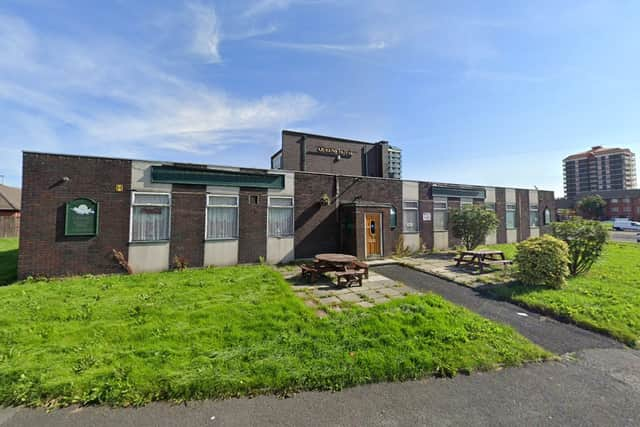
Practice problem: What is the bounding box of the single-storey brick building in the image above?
[18,131,556,279]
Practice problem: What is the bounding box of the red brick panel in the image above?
[169,184,206,268]
[238,188,267,263]
[18,153,131,279]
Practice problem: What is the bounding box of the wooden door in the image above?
[365,213,382,257]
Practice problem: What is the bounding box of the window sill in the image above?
[129,240,170,245]
[205,238,239,242]
[269,235,295,239]
[401,231,420,234]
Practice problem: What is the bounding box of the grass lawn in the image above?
[0,265,549,407]
[487,242,640,347]
[0,238,18,285]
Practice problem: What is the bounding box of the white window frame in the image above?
[205,194,239,240]
[129,191,172,243]
[433,196,448,231]
[460,198,473,207]
[268,196,295,238]
[402,201,419,233]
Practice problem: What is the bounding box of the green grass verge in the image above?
[487,242,640,347]
[0,265,549,407]
[0,238,18,285]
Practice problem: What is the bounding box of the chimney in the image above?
[591,146,603,151]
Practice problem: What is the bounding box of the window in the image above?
[611,207,619,213]
[611,198,618,203]
[460,198,473,208]
[206,195,238,239]
[485,202,496,211]
[403,201,419,233]
[390,206,398,229]
[131,192,171,242]
[529,204,539,227]
[268,197,294,237]
[544,208,551,225]
[623,206,631,213]
[623,198,631,203]
[434,197,448,231]
[506,203,517,229]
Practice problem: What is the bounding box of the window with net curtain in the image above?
[403,201,419,232]
[433,197,448,230]
[131,193,171,241]
[269,197,294,237]
[207,195,238,239]
[529,204,539,227]
[506,204,517,229]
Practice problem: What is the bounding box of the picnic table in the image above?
[454,250,512,273]
[300,253,368,287]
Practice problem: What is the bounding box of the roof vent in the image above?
[591,145,603,150]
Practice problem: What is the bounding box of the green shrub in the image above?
[515,235,570,288]
[551,218,608,276]
[450,206,499,250]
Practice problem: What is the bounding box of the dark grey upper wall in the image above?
[280,131,388,178]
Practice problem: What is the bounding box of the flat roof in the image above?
[282,129,387,147]
[22,150,554,194]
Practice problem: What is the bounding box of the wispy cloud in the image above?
[187,2,222,63]
[259,40,387,54]
[243,0,295,17]
[0,9,319,158]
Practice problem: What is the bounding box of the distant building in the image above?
[563,146,637,199]
[0,184,21,238]
[558,188,640,221]
[387,145,402,179]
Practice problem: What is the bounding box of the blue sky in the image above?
[1,0,639,195]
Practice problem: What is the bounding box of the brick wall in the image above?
[238,188,268,263]
[170,184,206,268]
[517,189,530,241]
[18,153,131,279]
[495,188,507,243]
[294,173,339,258]
[281,132,385,177]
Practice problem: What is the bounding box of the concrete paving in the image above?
[285,269,418,314]
[2,348,639,427]
[373,264,623,354]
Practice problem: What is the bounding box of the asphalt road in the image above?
[610,230,639,243]
[2,348,639,427]
[372,264,622,354]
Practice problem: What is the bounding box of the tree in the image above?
[450,206,499,250]
[551,218,608,276]
[577,195,606,219]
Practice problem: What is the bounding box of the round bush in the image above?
[515,235,570,289]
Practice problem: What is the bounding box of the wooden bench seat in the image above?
[335,269,365,287]
[300,264,320,282]
[348,260,369,279]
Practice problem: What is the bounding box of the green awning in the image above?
[151,166,285,189]
[432,185,485,199]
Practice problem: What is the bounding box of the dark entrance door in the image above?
[365,213,382,257]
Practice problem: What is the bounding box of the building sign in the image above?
[315,146,354,158]
[65,198,99,236]
[423,212,431,221]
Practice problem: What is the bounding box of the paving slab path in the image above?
[372,264,622,354]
